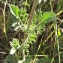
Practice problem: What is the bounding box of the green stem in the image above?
[50,0,60,63]
[54,20,60,63]
[50,0,53,12]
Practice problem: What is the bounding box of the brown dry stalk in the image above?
[27,0,38,31]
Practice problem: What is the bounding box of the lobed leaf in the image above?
[42,12,55,23]
[9,4,19,18]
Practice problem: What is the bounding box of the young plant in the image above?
[6,3,56,63]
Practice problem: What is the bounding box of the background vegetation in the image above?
[0,0,63,63]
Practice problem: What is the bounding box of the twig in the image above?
[26,0,38,31]
[3,0,8,41]
[0,52,8,54]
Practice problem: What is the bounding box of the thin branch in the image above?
[26,0,38,31]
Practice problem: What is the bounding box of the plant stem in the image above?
[50,0,53,12]
[27,0,38,31]
[50,0,60,63]
[3,0,8,40]
[54,19,60,63]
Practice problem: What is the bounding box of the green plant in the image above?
[0,0,63,63]
[3,2,56,62]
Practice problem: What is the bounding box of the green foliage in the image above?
[8,2,56,62]
[9,4,28,31]
[0,0,63,63]
[32,9,55,34]
[37,57,51,63]
[42,12,55,23]
[5,55,18,63]
[19,8,28,23]
[24,56,32,63]
[9,4,20,18]
[10,38,20,49]
[9,4,28,22]
[57,0,63,11]
[10,38,20,55]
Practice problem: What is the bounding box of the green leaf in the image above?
[9,4,19,18]
[38,9,43,21]
[10,38,20,49]
[30,34,37,39]
[19,8,28,23]
[5,55,18,63]
[42,12,55,23]
[23,44,29,49]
